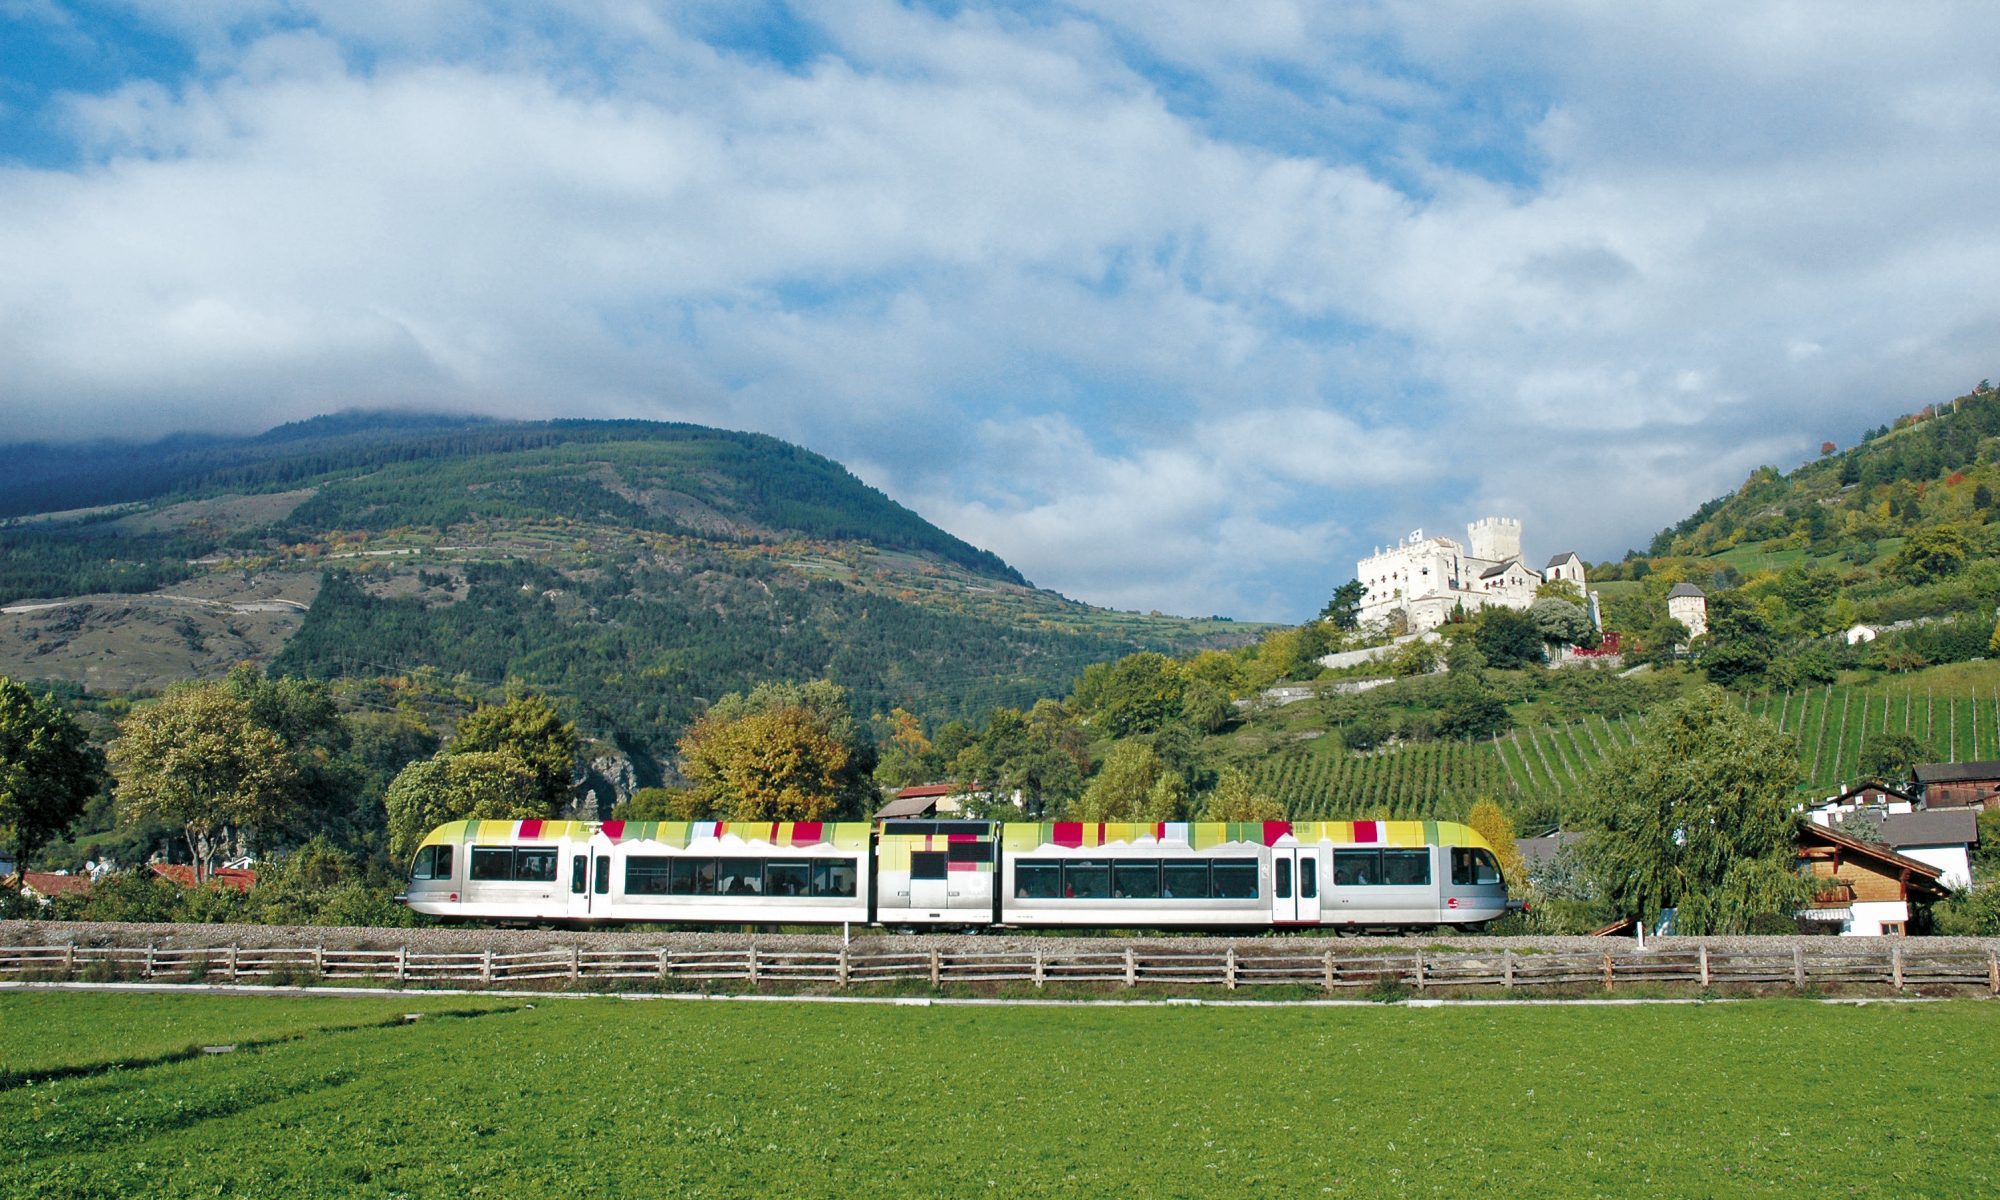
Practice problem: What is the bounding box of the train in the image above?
[404,816,1510,931]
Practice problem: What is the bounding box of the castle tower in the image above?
[1466,517,1522,564]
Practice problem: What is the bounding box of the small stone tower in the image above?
[1466,516,1522,564]
[1667,582,1708,640]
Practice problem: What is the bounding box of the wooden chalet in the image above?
[1912,761,2000,810]
[1796,824,1949,936]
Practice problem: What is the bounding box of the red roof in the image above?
[16,871,93,898]
[150,864,258,893]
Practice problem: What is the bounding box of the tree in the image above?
[1465,799,1526,894]
[1320,579,1366,630]
[112,683,302,881]
[1534,578,1583,603]
[0,678,106,888]
[1203,768,1284,822]
[1578,689,1811,933]
[1528,597,1591,650]
[1389,638,1442,677]
[1856,731,1930,785]
[678,681,874,821]
[1472,606,1545,669]
[384,750,545,861]
[1889,524,1969,584]
[449,694,579,810]
[1072,740,1186,821]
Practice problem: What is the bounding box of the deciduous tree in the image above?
[113,683,302,880]
[677,680,873,821]
[384,750,545,861]
[1579,689,1811,934]
[0,678,106,888]
[448,694,578,810]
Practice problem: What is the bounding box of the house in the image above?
[1516,831,1584,877]
[1844,623,1879,646]
[10,871,93,902]
[1544,551,1588,588]
[149,864,257,893]
[1795,823,1950,936]
[1912,761,2000,810]
[874,783,975,821]
[1800,780,1918,824]
[1877,810,1979,889]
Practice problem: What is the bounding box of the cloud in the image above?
[2,2,1998,621]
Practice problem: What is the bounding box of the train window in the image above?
[1452,848,1502,887]
[433,845,452,879]
[1113,861,1160,899]
[626,857,675,896]
[1334,850,1379,886]
[812,859,858,898]
[1300,857,1318,899]
[766,861,810,897]
[1275,857,1292,900]
[570,855,587,894]
[1063,861,1110,899]
[670,857,715,895]
[1162,862,1209,899]
[717,860,763,895]
[1382,849,1430,887]
[411,846,441,881]
[515,849,558,883]
[947,840,988,865]
[910,852,949,881]
[470,848,515,882]
[594,855,610,896]
[1211,859,1258,899]
[1014,861,1061,898]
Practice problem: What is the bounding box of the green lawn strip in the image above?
[1,997,1995,1198]
[0,992,517,1084]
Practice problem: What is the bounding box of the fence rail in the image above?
[3,940,1998,995]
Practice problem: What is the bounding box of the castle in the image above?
[1354,517,1592,634]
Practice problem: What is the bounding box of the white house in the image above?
[1666,582,1708,640]
[1877,810,1979,890]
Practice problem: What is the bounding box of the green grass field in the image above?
[3,992,1996,1197]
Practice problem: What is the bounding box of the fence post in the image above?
[1502,949,1514,990]
[1414,951,1426,991]
[144,943,156,979]
[65,942,76,977]
[1124,947,1136,988]
[312,945,324,978]
[1989,950,1998,996]
[747,944,759,986]
[1792,944,1806,991]
[1892,943,1904,992]
[227,944,239,982]
[1033,948,1045,989]
[837,945,849,989]
[1324,950,1336,993]
[396,946,407,984]
[1699,944,1710,988]
[1602,951,1614,992]
[482,948,495,986]
[929,948,941,988]
[656,947,668,984]
[1225,947,1237,991]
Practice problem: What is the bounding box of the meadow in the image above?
[3,991,1995,1197]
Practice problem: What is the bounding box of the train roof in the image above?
[419,817,1492,853]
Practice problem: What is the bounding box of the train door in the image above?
[1271,846,1321,925]
[908,850,949,915]
[567,840,611,919]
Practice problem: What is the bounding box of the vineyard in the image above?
[1251,675,2000,820]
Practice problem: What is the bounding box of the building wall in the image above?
[1898,845,1971,889]
[1667,594,1708,639]
[1845,900,1911,936]
[1924,780,2000,809]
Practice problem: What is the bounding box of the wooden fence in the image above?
[2,941,1998,995]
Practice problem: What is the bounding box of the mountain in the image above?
[0,413,1258,754]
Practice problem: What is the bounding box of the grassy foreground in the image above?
[2,993,1996,1198]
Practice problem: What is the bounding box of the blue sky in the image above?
[4,2,1998,621]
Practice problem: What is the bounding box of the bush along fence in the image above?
[3,941,2000,995]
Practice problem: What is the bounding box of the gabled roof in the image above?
[1797,823,1949,901]
[1820,779,1919,806]
[1478,559,1521,579]
[1667,582,1705,599]
[1544,551,1582,568]
[1878,809,1979,849]
[873,794,946,819]
[894,783,969,799]
[1913,761,2000,784]
[12,871,91,898]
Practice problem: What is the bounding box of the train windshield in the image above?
[1451,848,1504,887]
